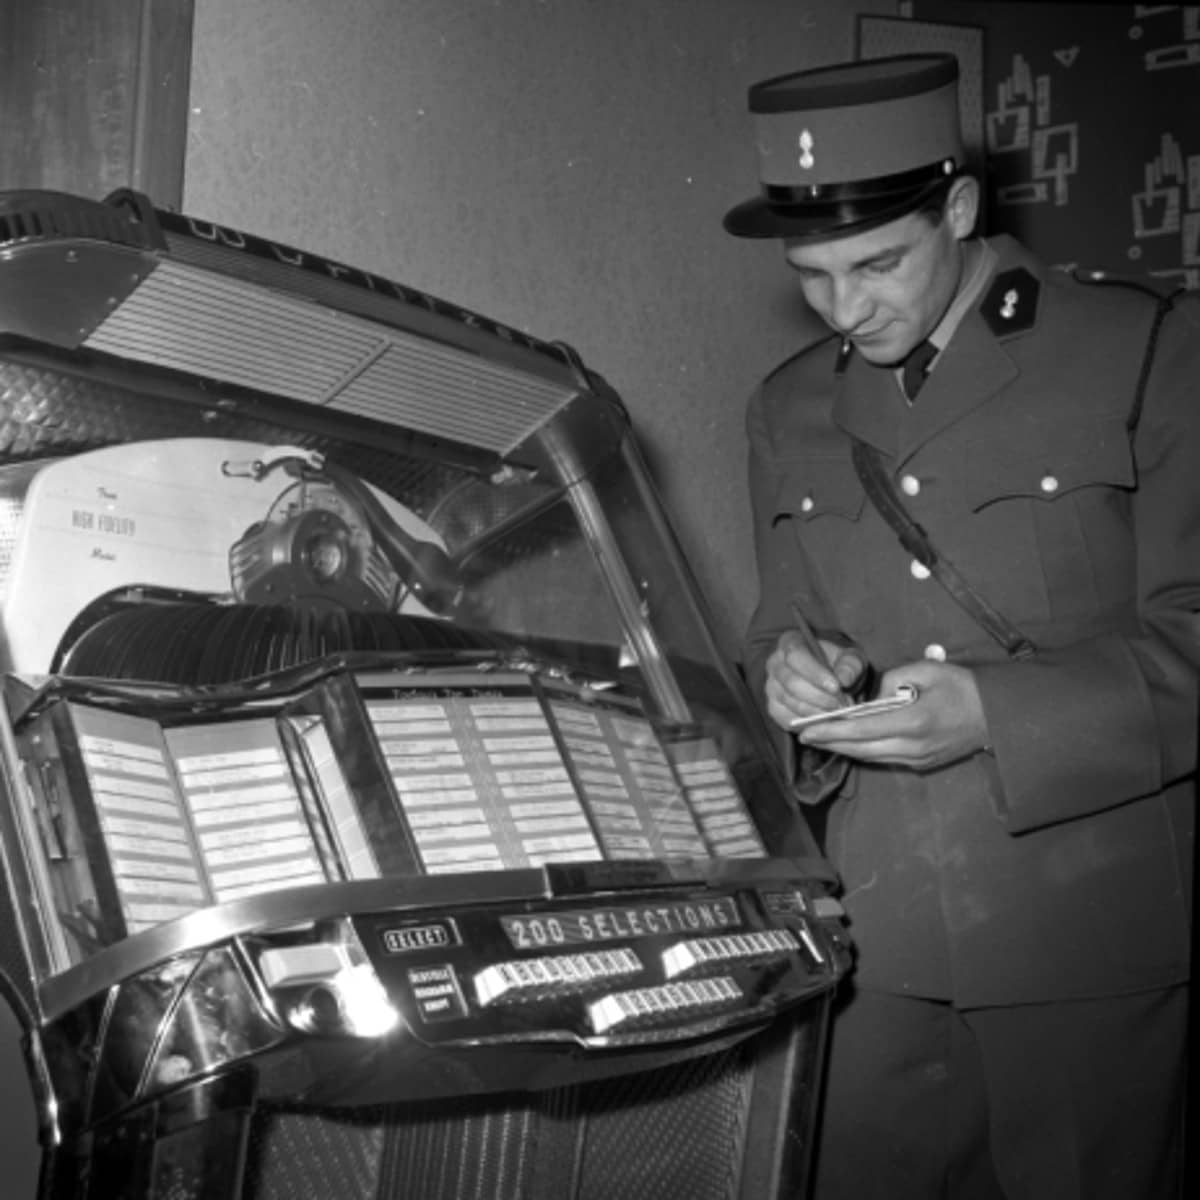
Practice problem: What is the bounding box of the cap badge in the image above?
[798,130,815,170]
[1000,289,1019,320]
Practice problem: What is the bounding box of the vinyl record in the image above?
[238,603,279,680]
[195,604,257,686]
[155,605,223,684]
[249,604,284,678]
[310,605,341,660]
[78,607,138,680]
[344,611,381,653]
[61,603,198,683]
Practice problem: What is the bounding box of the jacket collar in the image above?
[832,312,1018,461]
[891,313,1018,463]
[833,236,1039,464]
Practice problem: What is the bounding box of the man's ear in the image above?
[946,175,980,239]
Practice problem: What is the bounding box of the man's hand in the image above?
[795,659,991,771]
[764,629,867,729]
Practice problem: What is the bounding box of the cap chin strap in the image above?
[762,157,957,205]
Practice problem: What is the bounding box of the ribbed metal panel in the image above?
[82,261,578,454]
[83,264,381,403]
[334,339,570,451]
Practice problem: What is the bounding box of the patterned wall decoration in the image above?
[886,3,1200,288]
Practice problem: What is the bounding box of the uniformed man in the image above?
[724,53,1197,1198]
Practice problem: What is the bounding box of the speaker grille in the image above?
[244,1041,760,1200]
[83,261,578,455]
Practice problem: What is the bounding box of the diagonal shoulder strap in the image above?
[850,286,1178,661]
[850,438,1037,660]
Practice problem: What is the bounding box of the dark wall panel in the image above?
[912,1,1200,287]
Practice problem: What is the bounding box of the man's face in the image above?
[782,183,975,366]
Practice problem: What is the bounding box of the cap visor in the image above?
[722,178,951,240]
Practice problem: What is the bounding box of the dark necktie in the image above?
[901,339,938,401]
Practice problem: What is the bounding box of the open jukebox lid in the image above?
[0,190,848,1182]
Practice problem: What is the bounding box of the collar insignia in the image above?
[981,267,1039,336]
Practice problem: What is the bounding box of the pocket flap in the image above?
[772,457,866,523]
[966,417,1134,510]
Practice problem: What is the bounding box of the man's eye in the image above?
[866,258,901,275]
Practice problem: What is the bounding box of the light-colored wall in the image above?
[185,0,896,657]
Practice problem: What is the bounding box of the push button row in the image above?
[474,948,642,1006]
[661,929,799,979]
[588,975,742,1034]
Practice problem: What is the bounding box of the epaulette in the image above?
[980,267,1039,336]
[1071,265,1184,305]
[1062,268,1185,436]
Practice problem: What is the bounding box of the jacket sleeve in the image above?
[743,386,853,805]
[973,296,1200,834]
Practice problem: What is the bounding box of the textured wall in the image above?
[185,0,891,656]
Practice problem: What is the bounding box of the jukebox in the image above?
[0,188,850,1200]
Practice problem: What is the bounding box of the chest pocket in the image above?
[772,456,867,524]
[771,456,874,629]
[965,416,1133,510]
[964,416,1137,621]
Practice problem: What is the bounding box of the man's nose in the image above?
[829,276,870,333]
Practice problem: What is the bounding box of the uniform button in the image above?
[910,560,931,580]
[924,643,947,662]
[800,495,815,513]
[1040,474,1059,494]
[900,474,921,496]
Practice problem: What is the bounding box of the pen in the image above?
[789,602,846,702]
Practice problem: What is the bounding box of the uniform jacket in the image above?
[744,235,1199,1006]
